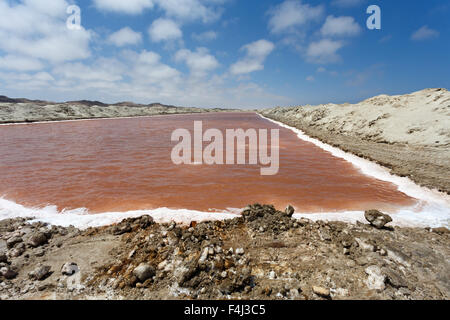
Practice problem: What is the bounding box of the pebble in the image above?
[28,265,52,281]
[285,205,295,217]
[133,263,155,283]
[61,262,79,276]
[312,286,330,298]
[6,236,23,249]
[198,247,209,264]
[27,232,48,248]
[289,288,300,298]
[9,244,25,258]
[364,210,393,229]
[365,265,386,291]
[0,266,18,280]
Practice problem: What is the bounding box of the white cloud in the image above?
[148,18,182,42]
[175,48,219,76]
[230,40,275,75]
[131,50,181,84]
[53,59,124,82]
[0,70,54,91]
[0,0,91,63]
[93,0,228,23]
[306,75,314,81]
[0,55,44,71]
[411,26,440,41]
[154,0,226,23]
[192,31,218,41]
[93,0,154,14]
[0,71,53,82]
[268,0,324,34]
[0,31,92,63]
[332,0,365,7]
[306,39,344,64]
[321,16,362,37]
[108,27,142,47]
[22,0,70,17]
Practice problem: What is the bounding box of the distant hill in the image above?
[0,95,241,124]
[0,95,49,104]
[0,95,175,108]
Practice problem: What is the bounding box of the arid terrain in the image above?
[0,96,238,124]
[1,205,449,300]
[0,89,449,300]
[260,88,450,194]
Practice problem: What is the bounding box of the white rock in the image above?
[133,263,155,282]
[198,247,209,264]
[355,238,375,252]
[61,262,79,276]
[365,265,386,291]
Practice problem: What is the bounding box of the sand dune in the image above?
[262,88,449,147]
[261,88,450,193]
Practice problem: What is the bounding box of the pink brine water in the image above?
[0,113,415,214]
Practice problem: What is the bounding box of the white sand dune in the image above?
[262,88,450,146]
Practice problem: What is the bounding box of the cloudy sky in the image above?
[0,0,448,108]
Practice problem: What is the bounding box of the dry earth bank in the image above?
[260,88,450,194]
[1,205,449,300]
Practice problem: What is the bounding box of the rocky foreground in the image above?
[1,204,449,300]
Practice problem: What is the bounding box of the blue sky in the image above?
[0,0,448,108]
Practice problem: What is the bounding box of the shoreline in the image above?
[1,196,449,230]
[0,110,245,126]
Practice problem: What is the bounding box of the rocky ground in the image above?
[1,205,449,300]
[260,88,450,194]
